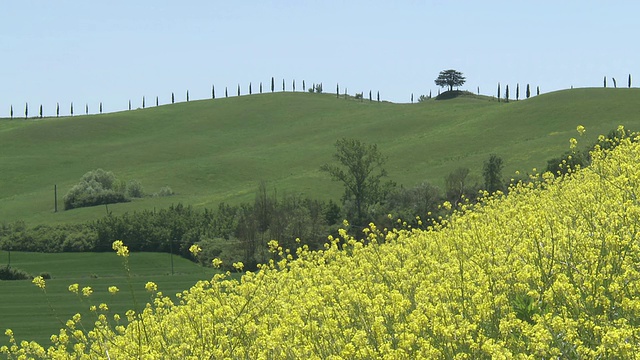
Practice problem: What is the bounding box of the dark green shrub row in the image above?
[0,265,32,280]
[0,221,97,252]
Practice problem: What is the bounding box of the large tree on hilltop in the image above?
[434,69,466,92]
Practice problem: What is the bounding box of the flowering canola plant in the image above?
[4,127,640,359]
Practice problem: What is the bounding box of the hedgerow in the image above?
[4,126,640,358]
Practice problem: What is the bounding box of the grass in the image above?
[0,251,219,345]
[2,88,640,225]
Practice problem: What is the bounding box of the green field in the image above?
[0,251,218,345]
[2,88,640,225]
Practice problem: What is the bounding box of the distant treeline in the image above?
[2,77,388,119]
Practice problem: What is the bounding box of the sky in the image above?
[1,0,639,116]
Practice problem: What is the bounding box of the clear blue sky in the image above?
[1,0,638,115]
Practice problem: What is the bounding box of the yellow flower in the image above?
[211,258,223,268]
[108,286,119,295]
[32,276,46,289]
[189,244,202,257]
[577,125,586,136]
[112,240,129,257]
[81,286,93,297]
[99,303,109,311]
[232,262,244,271]
[569,137,578,150]
[68,283,79,294]
[145,281,158,292]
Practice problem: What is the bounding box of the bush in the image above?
[0,222,96,253]
[155,186,174,197]
[355,92,363,99]
[0,265,32,280]
[63,169,140,210]
[126,179,145,198]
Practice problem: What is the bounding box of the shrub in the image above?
[0,265,32,280]
[63,169,138,210]
[354,92,363,99]
[126,179,145,198]
[155,186,174,197]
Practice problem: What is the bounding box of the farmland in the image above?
[0,251,218,345]
[2,88,640,225]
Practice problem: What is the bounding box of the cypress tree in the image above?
[537,86,540,96]
[411,93,414,103]
[57,103,60,117]
[237,84,240,96]
[302,80,306,91]
[505,84,509,102]
[497,83,501,102]
[187,90,190,101]
[345,87,347,99]
[142,96,145,108]
[212,85,215,99]
[39,104,43,118]
[629,74,632,88]
[100,102,103,113]
[477,86,480,95]
[24,103,28,119]
[516,83,520,100]
[526,84,530,99]
[225,87,228,97]
[155,96,158,107]
[128,100,131,110]
[604,76,607,88]
[377,91,380,102]
[10,105,13,118]
[293,80,296,91]
[613,78,617,88]
[369,90,372,101]
[337,83,339,98]
[85,103,88,114]
[260,82,263,94]
[249,83,252,95]
[429,90,432,99]
[171,92,175,104]
[282,79,285,91]
[71,102,74,116]
[271,77,274,92]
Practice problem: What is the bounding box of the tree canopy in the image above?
[434,69,466,92]
[320,138,387,226]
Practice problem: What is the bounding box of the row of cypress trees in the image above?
[5,77,353,118]
[603,74,632,88]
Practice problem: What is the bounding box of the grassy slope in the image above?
[0,251,218,345]
[1,88,640,225]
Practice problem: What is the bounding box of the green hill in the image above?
[2,88,640,225]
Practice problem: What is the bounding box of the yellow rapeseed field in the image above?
[3,126,640,359]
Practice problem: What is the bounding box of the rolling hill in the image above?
[2,88,640,225]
